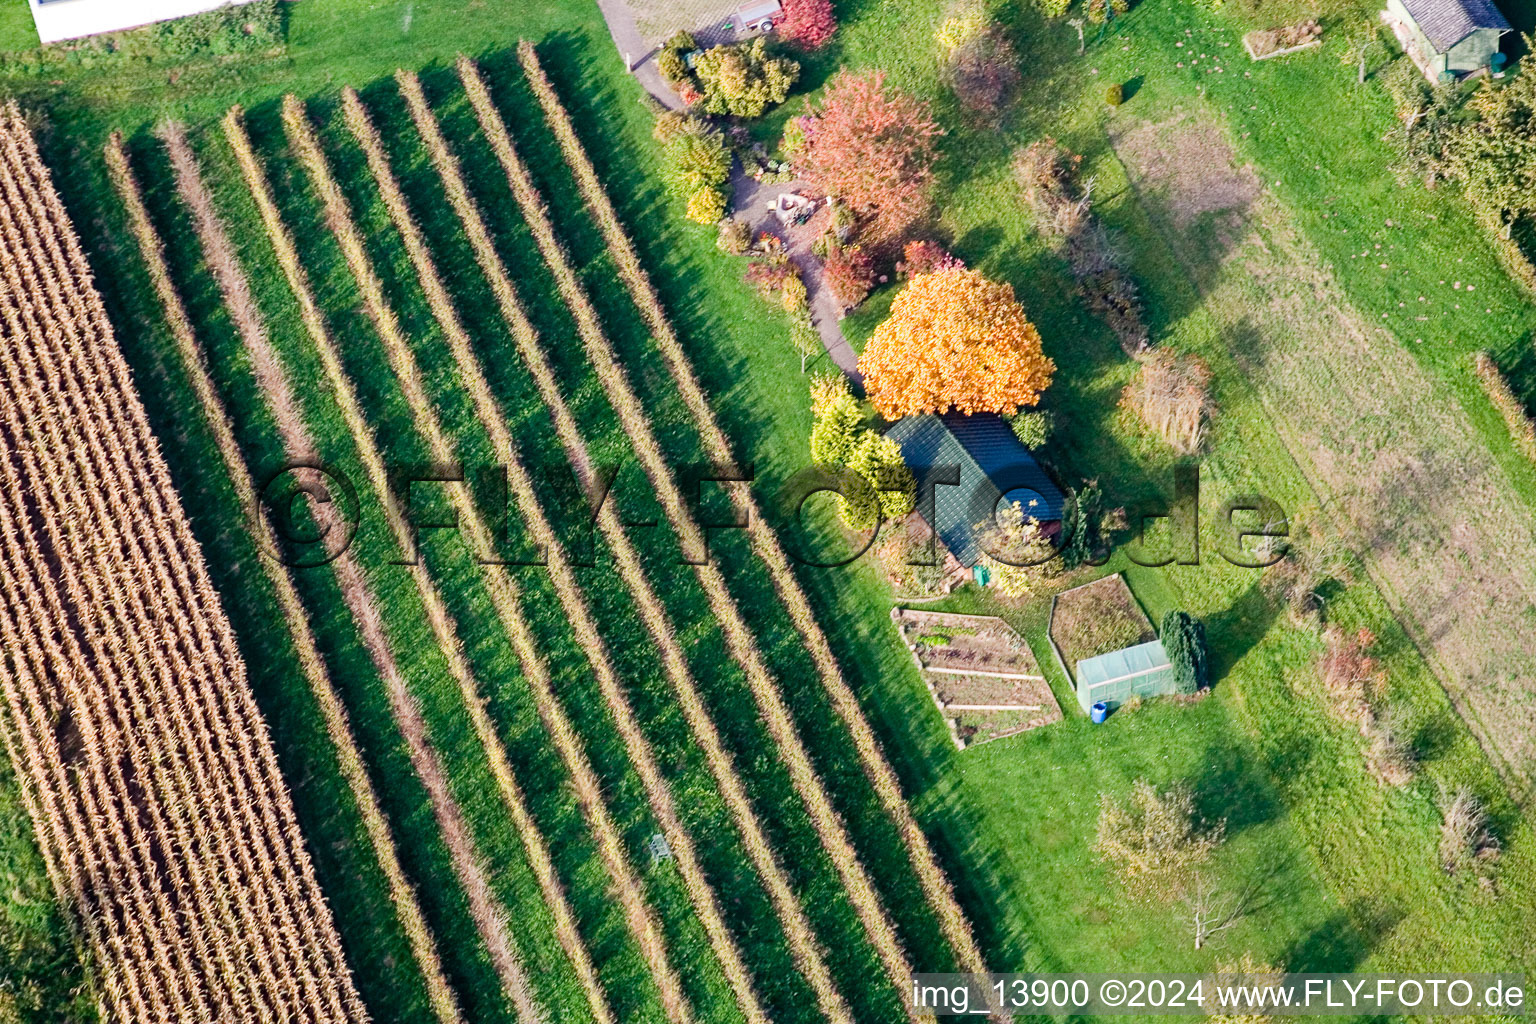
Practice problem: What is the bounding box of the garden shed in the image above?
[1383,0,1510,80]
[1074,639,1175,713]
[886,412,1065,573]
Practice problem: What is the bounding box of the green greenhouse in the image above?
[1074,640,1174,713]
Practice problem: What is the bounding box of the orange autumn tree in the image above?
[859,266,1054,418]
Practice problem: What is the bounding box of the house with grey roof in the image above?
[1383,0,1510,80]
[885,412,1065,581]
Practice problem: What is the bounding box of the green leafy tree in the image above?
[1340,19,1385,85]
[1450,69,1536,233]
[663,122,729,197]
[694,39,800,118]
[841,431,916,528]
[790,313,822,372]
[808,375,914,528]
[809,377,864,468]
[1161,610,1209,694]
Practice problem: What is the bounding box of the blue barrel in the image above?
[1090,702,1110,724]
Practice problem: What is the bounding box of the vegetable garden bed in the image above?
[892,608,1061,747]
[1047,574,1156,679]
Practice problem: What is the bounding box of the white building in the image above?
[28,0,238,45]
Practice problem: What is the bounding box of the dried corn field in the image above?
[0,102,366,1022]
[28,42,993,1024]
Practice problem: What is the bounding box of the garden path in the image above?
[729,165,864,387]
[591,0,862,385]
[593,0,685,107]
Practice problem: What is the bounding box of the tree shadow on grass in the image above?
[1187,739,1284,839]
[1203,577,1281,687]
[1281,897,1398,973]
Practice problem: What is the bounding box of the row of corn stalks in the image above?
[0,103,366,1023]
[400,64,858,1024]
[516,40,993,989]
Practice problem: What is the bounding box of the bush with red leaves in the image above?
[896,239,963,279]
[823,242,877,310]
[777,0,837,50]
[797,71,944,248]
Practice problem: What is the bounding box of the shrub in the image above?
[781,274,808,312]
[1121,351,1213,454]
[781,116,809,157]
[839,430,916,529]
[778,0,837,49]
[716,217,751,254]
[1209,955,1283,1024]
[657,48,689,84]
[1106,82,1125,106]
[746,259,796,295]
[1036,0,1072,17]
[1261,525,1354,628]
[876,522,947,595]
[1437,785,1499,878]
[665,29,697,51]
[1080,266,1148,354]
[897,239,962,278]
[1363,704,1416,786]
[694,39,800,118]
[1013,139,1088,237]
[1060,479,1102,569]
[1161,611,1209,695]
[809,375,864,468]
[823,242,877,309]
[974,501,1059,597]
[1096,781,1224,900]
[652,110,694,142]
[1318,627,1379,727]
[1448,66,1536,231]
[745,233,797,296]
[1006,407,1053,449]
[662,123,730,199]
[944,24,1023,120]
[935,4,987,52]
[686,186,727,224]
[807,375,914,529]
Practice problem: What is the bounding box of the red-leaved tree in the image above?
[797,71,944,247]
[778,0,837,49]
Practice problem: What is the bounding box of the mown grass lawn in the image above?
[817,0,1536,988]
[715,0,1536,987]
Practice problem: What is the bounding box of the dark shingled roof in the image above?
[1400,0,1510,52]
[886,412,1065,568]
